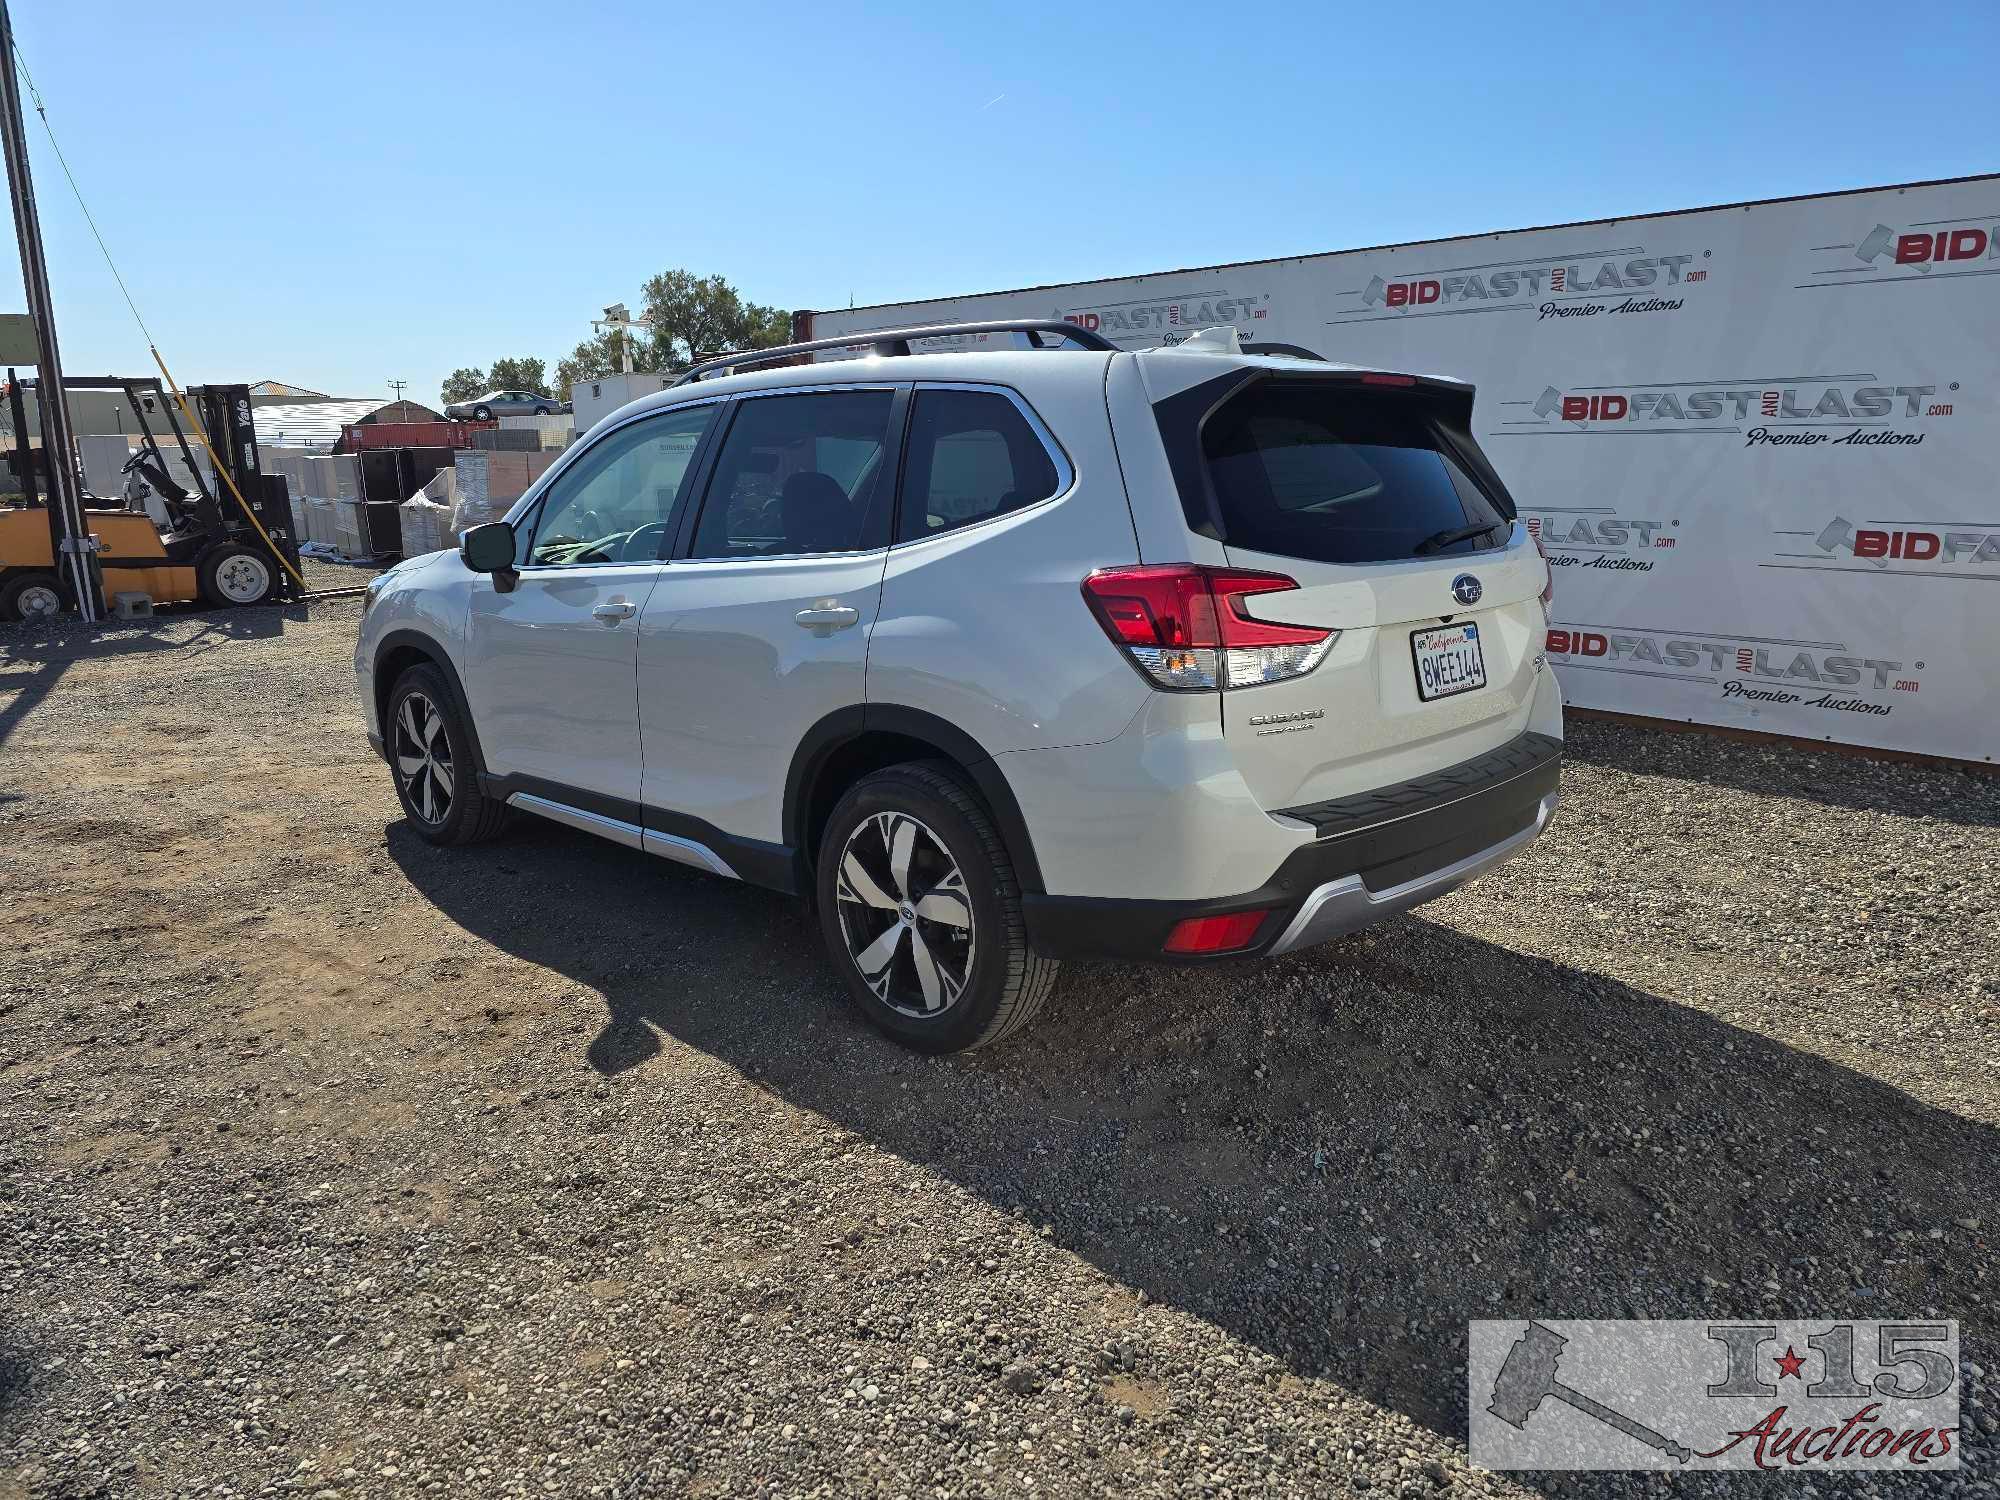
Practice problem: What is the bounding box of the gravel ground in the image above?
[0,600,1993,1499]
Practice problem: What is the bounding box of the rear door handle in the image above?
[592,600,637,622]
[794,605,860,635]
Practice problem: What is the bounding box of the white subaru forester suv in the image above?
[357,321,1561,1052]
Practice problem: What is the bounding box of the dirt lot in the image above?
[0,598,1994,1499]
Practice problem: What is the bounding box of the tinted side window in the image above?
[689,390,894,559]
[897,389,1061,543]
[526,403,716,566]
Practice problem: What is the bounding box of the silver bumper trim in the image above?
[505,792,738,879]
[1266,790,1558,957]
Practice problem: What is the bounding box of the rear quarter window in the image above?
[1202,386,1508,564]
[896,389,1062,543]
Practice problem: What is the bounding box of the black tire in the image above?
[385,664,508,845]
[472,404,492,421]
[534,404,556,416]
[815,761,1058,1053]
[196,543,275,608]
[0,571,62,622]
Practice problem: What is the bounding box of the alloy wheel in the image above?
[393,691,454,824]
[835,811,975,1017]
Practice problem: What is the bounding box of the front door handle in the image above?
[794,604,860,635]
[592,600,637,622]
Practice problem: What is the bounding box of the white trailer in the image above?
[799,176,1999,764]
[567,371,674,436]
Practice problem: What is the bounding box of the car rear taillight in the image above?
[1081,565,1336,691]
[1527,523,1554,607]
[1163,909,1270,954]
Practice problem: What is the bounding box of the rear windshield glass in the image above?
[1202,386,1508,564]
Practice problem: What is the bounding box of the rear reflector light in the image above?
[1081,565,1336,690]
[1360,372,1417,386]
[1164,909,1270,954]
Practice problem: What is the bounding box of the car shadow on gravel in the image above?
[389,818,1998,1446]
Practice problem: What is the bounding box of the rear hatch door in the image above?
[1169,371,1548,811]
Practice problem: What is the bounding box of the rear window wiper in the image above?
[1413,520,1504,555]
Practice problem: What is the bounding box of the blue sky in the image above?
[6,1,1995,406]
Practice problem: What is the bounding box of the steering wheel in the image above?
[120,450,149,475]
[620,520,671,561]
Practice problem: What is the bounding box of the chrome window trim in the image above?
[667,546,892,569]
[890,380,1077,550]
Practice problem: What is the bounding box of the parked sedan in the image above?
[444,390,563,421]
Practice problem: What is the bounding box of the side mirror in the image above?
[461,521,519,590]
[461,521,516,572]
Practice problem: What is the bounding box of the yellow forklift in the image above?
[0,374,302,619]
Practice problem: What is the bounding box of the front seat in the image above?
[779,471,856,554]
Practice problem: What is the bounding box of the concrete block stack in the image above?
[451,450,557,533]
[263,449,316,541]
[498,414,574,449]
[473,427,543,452]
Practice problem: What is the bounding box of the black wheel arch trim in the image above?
[784,704,1045,895]
[371,630,490,777]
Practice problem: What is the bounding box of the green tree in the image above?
[441,367,486,405]
[549,271,792,396]
[639,270,790,373]
[487,356,551,397]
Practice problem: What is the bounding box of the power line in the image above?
[10,42,153,347]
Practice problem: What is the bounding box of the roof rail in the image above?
[670,319,1118,387]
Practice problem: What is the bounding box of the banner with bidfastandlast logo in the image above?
[804,175,1998,765]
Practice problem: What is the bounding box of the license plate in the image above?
[1411,622,1487,701]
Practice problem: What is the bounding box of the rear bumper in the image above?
[1265,789,1556,954]
[1021,730,1560,962]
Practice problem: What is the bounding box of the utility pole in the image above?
[0,0,100,621]
[386,378,408,407]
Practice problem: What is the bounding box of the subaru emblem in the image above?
[1452,574,1483,606]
